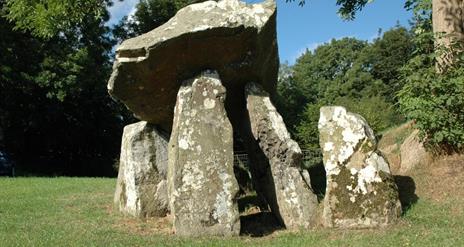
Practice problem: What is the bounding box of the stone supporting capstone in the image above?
[245,82,318,229]
[167,71,240,236]
[114,121,169,218]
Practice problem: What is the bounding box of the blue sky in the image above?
[108,0,412,64]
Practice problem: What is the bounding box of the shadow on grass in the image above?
[238,194,283,237]
[394,175,419,213]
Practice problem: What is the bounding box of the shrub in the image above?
[398,62,464,151]
[333,96,403,133]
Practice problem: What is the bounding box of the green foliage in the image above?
[3,0,111,39]
[0,0,128,176]
[397,0,464,151]
[295,103,324,168]
[293,38,370,103]
[286,0,370,20]
[399,58,464,150]
[333,96,403,133]
[276,28,413,167]
[364,27,414,99]
[274,63,307,136]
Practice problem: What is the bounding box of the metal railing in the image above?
[233,149,315,168]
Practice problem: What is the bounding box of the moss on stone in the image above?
[329,166,400,225]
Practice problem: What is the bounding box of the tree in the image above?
[292,37,372,103]
[1,0,128,176]
[357,27,414,100]
[398,0,464,151]
[286,0,369,19]
[4,0,113,39]
[432,0,464,72]
[1,0,209,175]
[275,31,411,168]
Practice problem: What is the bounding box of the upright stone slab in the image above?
[245,82,318,229]
[114,121,169,218]
[168,71,240,236]
[318,106,401,228]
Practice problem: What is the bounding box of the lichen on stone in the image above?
[319,106,401,228]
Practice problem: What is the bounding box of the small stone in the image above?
[318,106,401,228]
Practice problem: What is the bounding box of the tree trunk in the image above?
[432,0,464,72]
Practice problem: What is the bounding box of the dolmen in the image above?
[108,0,401,236]
[109,0,318,236]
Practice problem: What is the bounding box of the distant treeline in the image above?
[0,0,462,176]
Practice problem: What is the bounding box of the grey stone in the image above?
[114,121,169,218]
[167,71,240,236]
[318,106,401,228]
[245,82,318,229]
[108,0,278,130]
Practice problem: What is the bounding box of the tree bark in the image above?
[432,0,464,72]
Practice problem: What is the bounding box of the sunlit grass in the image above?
[0,177,462,246]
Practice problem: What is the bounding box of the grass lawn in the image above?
[1,160,463,247]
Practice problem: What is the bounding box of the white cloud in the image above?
[290,41,323,64]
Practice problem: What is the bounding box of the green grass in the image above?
[1,177,463,246]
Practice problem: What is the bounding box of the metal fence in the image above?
[233,149,315,168]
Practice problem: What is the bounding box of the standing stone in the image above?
[318,106,401,228]
[168,71,240,236]
[114,121,169,218]
[245,82,318,229]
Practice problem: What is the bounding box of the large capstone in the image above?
[245,82,318,229]
[318,106,401,228]
[114,121,169,218]
[108,0,278,130]
[167,71,240,236]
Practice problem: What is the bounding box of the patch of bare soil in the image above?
[114,214,174,236]
[411,154,464,202]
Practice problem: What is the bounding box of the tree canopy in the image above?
[275,27,414,167]
[286,0,370,19]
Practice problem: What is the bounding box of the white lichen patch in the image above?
[349,195,356,203]
[366,152,391,174]
[187,0,216,12]
[203,98,216,109]
[180,161,205,191]
[283,175,300,206]
[324,142,334,152]
[179,138,189,150]
[213,172,235,223]
[353,165,382,195]
[350,168,358,175]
